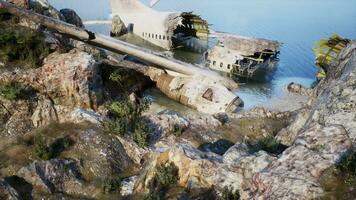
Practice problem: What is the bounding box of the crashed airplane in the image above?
[110,0,209,53]
[110,0,281,79]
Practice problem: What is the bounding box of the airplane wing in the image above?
[149,0,160,7]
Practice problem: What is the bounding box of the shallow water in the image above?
[49,0,356,110]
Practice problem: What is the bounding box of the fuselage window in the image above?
[220,62,223,68]
[159,35,161,39]
[149,33,151,38]
[155,34,158,39]
[163,35,165,40]
[213,61,216,66]
[167,36,170,40]
[142,32,144,37]
[227,64,231,69]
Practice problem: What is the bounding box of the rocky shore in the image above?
[0,1,355,199]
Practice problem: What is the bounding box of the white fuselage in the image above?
[110,0,179,49]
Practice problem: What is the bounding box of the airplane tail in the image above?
[110,0,151,14]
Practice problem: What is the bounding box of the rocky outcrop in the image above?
[247,42,356,199]
[5,0,28,8]
[60,8,84,28]
[250,124,352,199]
[39,50,103,109]
[67,128,134,178]
[17,159,94,196]
[134,143,275,195]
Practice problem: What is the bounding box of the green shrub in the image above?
[337,152,356,186]
[32,135,73,160]
[140,193,163,200]
[155,162,179,189]
[133,121,150,148]
[33,135,53,160]
[221,187,240,200]
[103,98,151,147]
[0,24,50,68]
[250,136,287,155]
[0,83,32,101]
[101,177,121,194]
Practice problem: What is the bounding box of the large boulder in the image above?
[249,124,352,199]
[134,143,275,195]
[38,50,103,109]
[65,128,135,178]
[17,159,95,197]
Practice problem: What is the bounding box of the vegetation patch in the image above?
[337,152,356,186]
[221,187,240,200]
[101,177,122,194]
[0,23,50,68]
[198,139,235,155]
[143,162,179,199]
[103,98,151,147]
[249,136,287,155]
[32,134,73,160]
[0,83,34,101]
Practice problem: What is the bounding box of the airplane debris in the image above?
[206,32,280,79]
[110,0,209,52]
[0,1,242,114]
[314,34,350,79]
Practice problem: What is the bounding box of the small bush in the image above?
[0,83,32,101]
[33,135,53,160]
[0,24,50,68]
[250,136,287,155]
[103,98,151,147]
[32,135,73,160]
[140,193,163,200]
[101,177,121,194]
[133,121,150,148]
[155,162,179,189]
[221,187,240,200]
[337,152,356,186]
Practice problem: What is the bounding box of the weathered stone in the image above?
[135,143,275,195]
[67,128,134,178]
[17,159,91,196]
[287,82,313,96]
[0,179,21,200]
[5,0,28,8]
[60,8,84,28]
[249,124,352,199]
[111,15,127,37]
[39,50,103,109]
[120,176,138,197]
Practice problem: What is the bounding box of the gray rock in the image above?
[17,159,86,195]
[69,128,134,177]
[111,15,127,37]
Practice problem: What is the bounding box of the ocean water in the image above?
[49,0,356,109]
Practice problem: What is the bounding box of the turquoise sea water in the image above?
[50,0,356,109]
